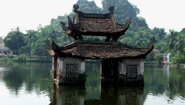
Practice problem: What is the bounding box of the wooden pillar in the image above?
[52,57,58,79]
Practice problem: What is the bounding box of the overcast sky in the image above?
[0,0,185,38]
[129,0,185,32]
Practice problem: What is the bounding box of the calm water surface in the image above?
[0,62,184,105]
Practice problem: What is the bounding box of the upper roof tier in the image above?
[61,4,131,41]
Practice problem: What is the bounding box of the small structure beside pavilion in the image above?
[47,4,154,85]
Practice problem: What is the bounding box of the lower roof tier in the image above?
[47,40,154,59]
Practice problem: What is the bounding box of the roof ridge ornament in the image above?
[147,36,155,48]
[109,6,114,14]
[126,18,131,25]
[73,4,79,12]
[150,36,155,45]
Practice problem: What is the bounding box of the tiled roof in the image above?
[79,17,127,33]
[61,5,130,37]
[48,41,154,59]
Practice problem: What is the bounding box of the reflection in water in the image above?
[99,85,143,105]
[49,63,185,105]
[1,62,51,95]
[49,62,144,105]
[50,84,86,105]
[0,62,52,105]
[144,65,185,104]
[0,62,185,105]
[50,83,144,105]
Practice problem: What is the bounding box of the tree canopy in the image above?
[4,27,24,55]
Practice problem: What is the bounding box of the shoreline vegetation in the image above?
[145,61,185,69]
[0,54,51,62]
[0,54,185,69]
[1,55,184,69]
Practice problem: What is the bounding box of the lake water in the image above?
[0,62,184,105]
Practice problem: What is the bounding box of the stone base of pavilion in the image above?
[51,57,86,86]
[51,56,145,86]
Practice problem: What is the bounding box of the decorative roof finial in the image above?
[150,36,156,44]
[148,36,155,47]
[73,4,79,12]
[109,6,114,14]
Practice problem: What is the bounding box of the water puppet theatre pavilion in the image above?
[47,4,154,85]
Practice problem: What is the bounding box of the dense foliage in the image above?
[3,0,185,63]
[166,29,185,63]
[4,27,24,55]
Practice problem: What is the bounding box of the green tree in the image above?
[4,27,24,55]
[77,0,102,13]
[146,51,155,61]
[19,46,29,55]
[165,30,178,50]
[174,35,184,53]
[32,38,50,58]
[171,52,185,63]
[154,41,167,53]
[151,27,166,43]
[25,30,37,57]
[135,32,147,47]
[155,53,163,64]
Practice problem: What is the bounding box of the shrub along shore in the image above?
[0,54,51,62]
